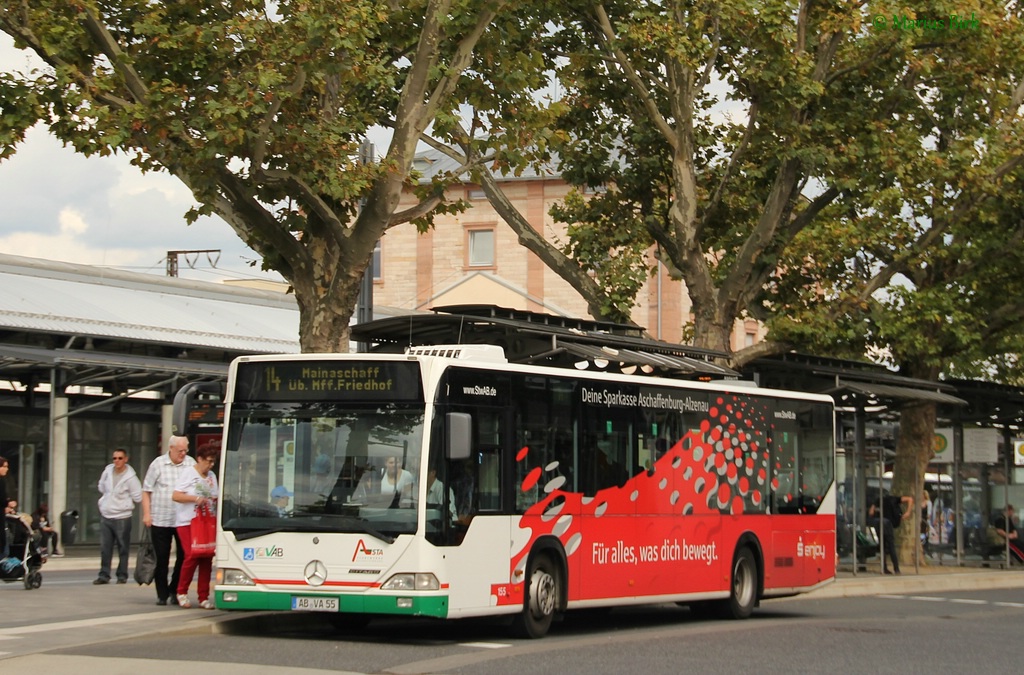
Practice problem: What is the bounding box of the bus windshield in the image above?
[220,402,425,541]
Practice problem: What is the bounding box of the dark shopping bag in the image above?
[134,527,157,585]
[189,504,217,558]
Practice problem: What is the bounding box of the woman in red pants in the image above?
[171,443,219,609]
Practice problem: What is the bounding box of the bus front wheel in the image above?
[511,554,558,639]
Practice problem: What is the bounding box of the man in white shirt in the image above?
[142,436,196,605]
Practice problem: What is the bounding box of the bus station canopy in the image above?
[747,352,968,414]
[351,304,738,380]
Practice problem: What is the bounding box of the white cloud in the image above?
[0,35,283,284]
[0,227,157,269]
[58,208,89,236]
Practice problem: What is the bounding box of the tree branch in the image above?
[477,168,629,323]
[719,158,801,313]
[702,101,759,227]
[730,338,793,369]
[78,5,148,104]
[855,154,1024,304]
[389,195,443,225]
[983,301,1024,340]
[261,168,348,243]
[695,10,720,92]
[195,166,305,277]
[251,67,307,171]
[0,9,134,109]
[740,184,842,311]
[420,4,502,123]
[591,4,677,151]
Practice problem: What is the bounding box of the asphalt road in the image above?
[4,564,1024,673]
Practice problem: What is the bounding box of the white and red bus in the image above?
[205,345,835,637]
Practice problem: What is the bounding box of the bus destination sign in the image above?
[234,361,423,403]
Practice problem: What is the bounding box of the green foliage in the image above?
[0,0,547,351]
[768,2,1024,382]
[0,74,43,160]
[551,188,651,321]
[518,0,1024,366]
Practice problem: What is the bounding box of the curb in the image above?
[803,569,1024,599]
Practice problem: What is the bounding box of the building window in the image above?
[467,187,486,200]
[371,240,382,281]
[745,332,756,347]
[468,229,495,267]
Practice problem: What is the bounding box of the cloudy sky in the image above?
[0,35,284,285]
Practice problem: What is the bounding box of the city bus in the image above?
[198,345,835,638]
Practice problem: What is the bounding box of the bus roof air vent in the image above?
[404,344,508,363]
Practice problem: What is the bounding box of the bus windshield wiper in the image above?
[234,527,289,541]
[228,518,395,544]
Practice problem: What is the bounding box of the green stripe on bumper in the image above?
[214,590,448,617]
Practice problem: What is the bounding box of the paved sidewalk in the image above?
[807,564,1024,599]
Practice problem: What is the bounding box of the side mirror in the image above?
[446,412,472,460]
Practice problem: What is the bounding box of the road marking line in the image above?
[460,642,511,649]
[0,611,172,637]
[884,595,1019,607]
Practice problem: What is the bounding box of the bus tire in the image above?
[511,554,558,639]
[722,547,757,620]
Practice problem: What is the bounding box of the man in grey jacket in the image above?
[95,448,142,584]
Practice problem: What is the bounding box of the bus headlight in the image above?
[217,568,256,586]
[381,573,440,591]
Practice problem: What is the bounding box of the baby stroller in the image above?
[1,513,44,590]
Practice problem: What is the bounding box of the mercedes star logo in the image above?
[304,560,328,586]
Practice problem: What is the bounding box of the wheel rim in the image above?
[529,569,556,618]
[733,557,754,608]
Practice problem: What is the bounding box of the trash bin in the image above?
[60,510,79,546]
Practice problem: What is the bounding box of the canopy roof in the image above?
[351,304,738,379]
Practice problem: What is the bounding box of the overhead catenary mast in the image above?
[166,249,221,277]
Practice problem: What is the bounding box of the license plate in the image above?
[291,596,339,612]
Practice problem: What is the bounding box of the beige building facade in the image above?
[376,170,765,351]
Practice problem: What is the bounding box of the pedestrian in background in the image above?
[171,442,219,609]
[142,435,196,606]
[31,503,60,557]
[95,448,142,584]
[0,455,10,558]
[867,491,914,575]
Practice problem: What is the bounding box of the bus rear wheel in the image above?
[511,554,558,639]
[722,547,757,619]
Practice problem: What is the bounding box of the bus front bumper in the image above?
[214,589,448,617]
